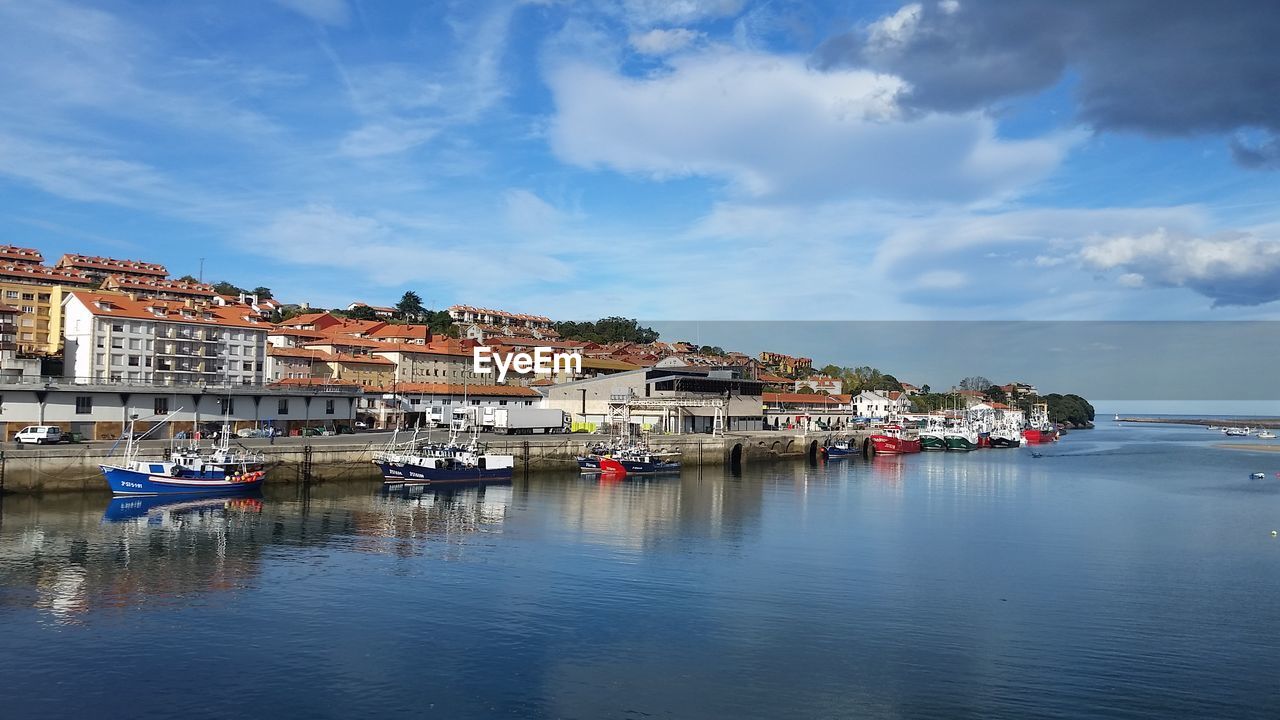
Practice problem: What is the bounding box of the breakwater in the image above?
[1117,417,1280,429]
[0,430,871,494]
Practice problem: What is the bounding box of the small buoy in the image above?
[1273,531,1278,537]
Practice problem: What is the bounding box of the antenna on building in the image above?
[198,258,206,283]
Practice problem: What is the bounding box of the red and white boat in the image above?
[1022,403,1059,444]
[869,424,922,455]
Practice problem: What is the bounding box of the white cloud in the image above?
[623,0,744,26]
[546,49,1072,202]
[504,189,563,233]
[915,269,968,289]
[629,28,703,55]
[1079,228,1280,305]
[247,205,573,289]
[338,122,439,158]
[274,0,349,26]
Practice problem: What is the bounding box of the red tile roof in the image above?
[267,346,329,360]
[0,245,43,264]
[103,275,216,297]
[0,262,95,286]
[66,292,271,329]
[57,253,167,277]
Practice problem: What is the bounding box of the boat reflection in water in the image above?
[103,492,264,523]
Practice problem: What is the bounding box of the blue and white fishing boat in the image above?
[576,439,680,475]
[373,424,514,485]
[100,413,268,496]
[821,439,854,458]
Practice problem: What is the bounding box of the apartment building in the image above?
[0,244,45,265]
[55,254,167,282]
[372,340,486,384]
[62,292,268,385]
[101,275,217,302]
[0,263,96,353]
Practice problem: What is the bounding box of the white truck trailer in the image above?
[490,407,568,435]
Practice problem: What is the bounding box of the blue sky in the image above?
[1,0,1278,322]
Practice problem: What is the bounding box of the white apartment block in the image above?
[63,292,269,385]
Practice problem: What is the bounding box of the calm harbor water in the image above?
[2,421,1279,719]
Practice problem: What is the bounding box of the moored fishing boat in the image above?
[100,413,267,496]
[821,438,854,458]
[1022,403,1060,444]
[944,423,980,451]
[373,425,513,484]
[918,417,947,451]
[869,424,922,455]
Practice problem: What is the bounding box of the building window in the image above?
[278,398,288,414]
[111,323,124,332]
[325,399,335,415]
[155,397,169,415]
[75,396,92,414]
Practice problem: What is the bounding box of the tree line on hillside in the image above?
[814,365,905,393]
[555,317,659,344]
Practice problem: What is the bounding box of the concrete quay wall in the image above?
[0,430,869,494]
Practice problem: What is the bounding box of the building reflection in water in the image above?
[349,482,515,558]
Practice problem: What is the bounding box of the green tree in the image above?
[176,274,199,284]
[984,385,1008,404]
[252,286,273,299]
[959,375,993,391]
[555,317,659,344]
[397,291,425,319]
[213,281,245,296]
[346,305,379,321]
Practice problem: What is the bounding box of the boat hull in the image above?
[101,465,265,496]
[1022,428,1060,444]
[378,461,512,484]
[919,435,947,451]
[869,435,922,454]
[988,436,1022,448]
[576,456,602,470]
[821,445,853,458]
[945,436,979,451]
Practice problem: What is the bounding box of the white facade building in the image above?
[63,292,269,385]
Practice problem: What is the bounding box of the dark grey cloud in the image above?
[813,0,1280,160]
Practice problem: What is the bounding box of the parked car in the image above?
[14,426,63,445]
[354,420,369,430]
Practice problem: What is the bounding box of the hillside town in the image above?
[0,243,1079,440]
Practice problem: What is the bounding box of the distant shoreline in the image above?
[1117,417,1280,429]
[1217,443,1280,453]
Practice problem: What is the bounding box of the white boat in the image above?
[1223,427,1249,437]
[1257,431,1276,439]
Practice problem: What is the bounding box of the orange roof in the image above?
[57,253,166,277]
[303,336,387,349]
[269,377,363,389]
[268,327,326,339]
[0,245,43,263]
[367,324,431,341]
[367,382,542,397]
[103,275,216,297]
[0,303,20,313]
[328,353,394,366]
[757,373,791,384]
[267,346,329,360]
[530,378,555,386]
[66,291,270,329]
[278,312,336,328]
[0,262,95,286]
[763,392,845,405]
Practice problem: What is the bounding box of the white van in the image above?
[14,426,63,445]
